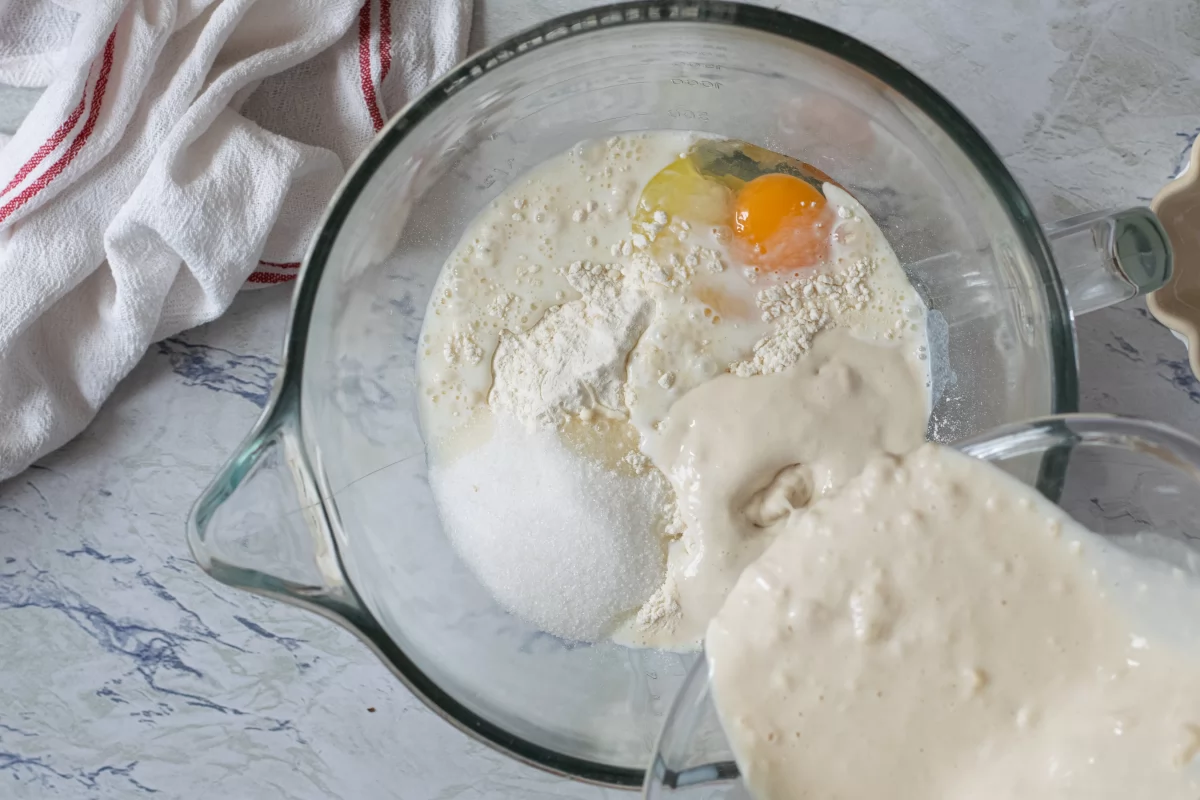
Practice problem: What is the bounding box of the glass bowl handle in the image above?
[188,410,492,740]
[187,410,365,622]
[1045,207,1173,316]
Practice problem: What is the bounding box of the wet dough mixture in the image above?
[623,328,925,647]
[708,443,1200,799]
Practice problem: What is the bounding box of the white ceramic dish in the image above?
[1149,143,1200,376]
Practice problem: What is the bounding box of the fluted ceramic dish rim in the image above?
[1148,143,1200,378]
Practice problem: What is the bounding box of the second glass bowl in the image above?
[646,413,1200,798]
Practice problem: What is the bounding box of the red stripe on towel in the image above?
[379,0,392,83]
[358,2,385,133]
[0,26,118,225]
[0,94,86,197]
[247,271,298,285]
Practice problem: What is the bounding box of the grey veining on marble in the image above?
[3,0,1200,797]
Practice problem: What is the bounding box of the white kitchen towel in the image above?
[0,0,471,481]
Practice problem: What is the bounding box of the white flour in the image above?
[730,258,874,377]
[443,328,483,367]
[489,260,654,428]
[635,577,680,630]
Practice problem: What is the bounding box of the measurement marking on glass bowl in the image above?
[671,78,722,89]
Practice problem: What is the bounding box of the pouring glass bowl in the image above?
[187,2,1172,787]
[645,413,1200,798]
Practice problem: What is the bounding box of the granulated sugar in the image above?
[430,415,669,642]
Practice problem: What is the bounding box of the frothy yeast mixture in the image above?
[618,329,925,647]
[418,132,928,645]
[708,443,1200,799]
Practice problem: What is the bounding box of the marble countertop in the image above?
[3,1,1199,797]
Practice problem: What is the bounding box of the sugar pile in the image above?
[429,416,669,642]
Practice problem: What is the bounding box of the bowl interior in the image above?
[291,3,1075,783]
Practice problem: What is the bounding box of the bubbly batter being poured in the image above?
[708,444,1200,799]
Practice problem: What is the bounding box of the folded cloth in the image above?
[0,0,471,481]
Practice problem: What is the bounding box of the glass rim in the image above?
[258,0,1081,787]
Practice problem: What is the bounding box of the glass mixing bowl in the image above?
[187,2,1172,787]
[645,413,1200,798]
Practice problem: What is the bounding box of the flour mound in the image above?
[730,259,874,378]
[489,261,653,428]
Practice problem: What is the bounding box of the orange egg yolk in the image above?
[733,173,831,271]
